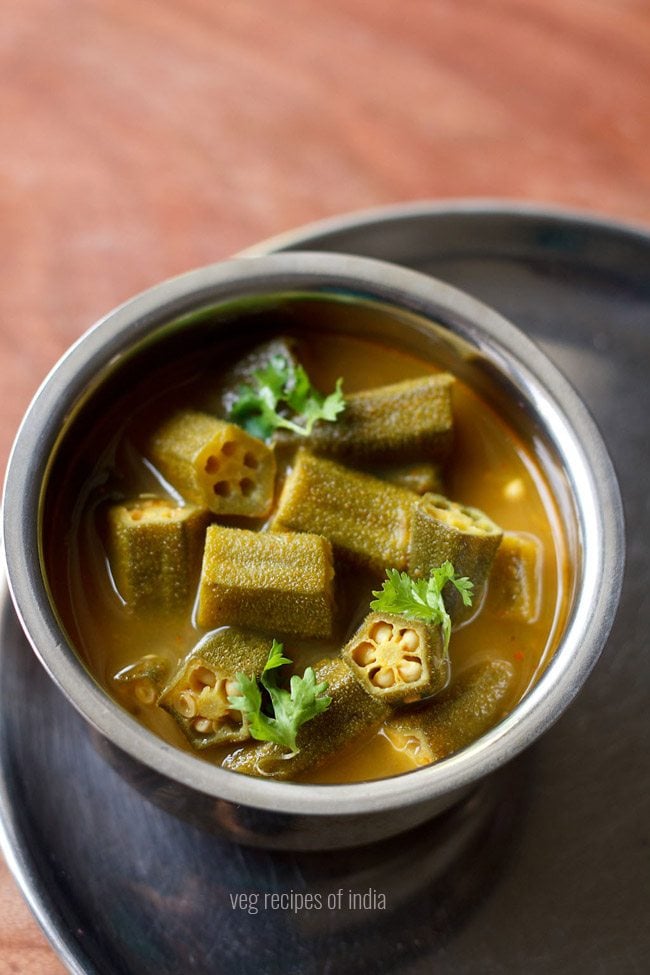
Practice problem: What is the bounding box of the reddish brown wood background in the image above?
[1,0,649,969]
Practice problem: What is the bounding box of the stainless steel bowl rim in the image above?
[2,251,624,817]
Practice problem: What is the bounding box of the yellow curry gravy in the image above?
[49,330,570,783]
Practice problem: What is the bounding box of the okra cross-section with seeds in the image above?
[384,659,515,767]
[343,611,449,706]
[146,409,276,518]
[113,654,171,707]
[487,532,542,623]
[196,525,335,638]
[306,373,455,463]
[106,497,209,610]
[159,628,271,749]
[270,449,417,574]
[408,492,502,622]
[223,657,390,780]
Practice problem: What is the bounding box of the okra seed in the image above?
[243,452,259,470]
[193,666,217,688]
[373,669,395,688]
[213,480,231,497]
[401,629,420,651]
[204,455,220,474]
[177,691,197,718]
[130,510,143,521]
[398,660,422,682]
[369,621,393,643]
[450,510,473,530]
[221,441,237,457]
[352,641,376,666]
[193,717,213,733]
[134,681,156,704]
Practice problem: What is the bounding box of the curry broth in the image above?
[52,330,568,783]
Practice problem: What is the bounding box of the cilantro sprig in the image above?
[227,640,331,755]
[370,563,473,654]
[228,354,345,441]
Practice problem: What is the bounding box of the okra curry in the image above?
[46,309,569,784]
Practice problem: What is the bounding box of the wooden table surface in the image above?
[1,1,649,970]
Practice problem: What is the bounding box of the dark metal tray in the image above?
[2,203,648,974]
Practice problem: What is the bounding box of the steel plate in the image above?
[1,202,648,974]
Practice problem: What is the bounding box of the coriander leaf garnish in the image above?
[370,563,473,654]
[229,354,345,441]
[227,640,331,754]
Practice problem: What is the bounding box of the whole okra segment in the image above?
[113,653,171,707]
[270,448,417,574]
[196,525,335,638]
[408,493,502,622]
[106,497,209,610]
[146,410,276,518]
[487,532,542,623]
[306,374,455,463]
[342,611,449,706]
[159,628,271,749]
[222,657,390,780]
[384,659,515,766]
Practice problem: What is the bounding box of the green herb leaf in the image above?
[261,637,293,673]
[369,563,474,654]
[228,355,345,440]
[227,640,331,754]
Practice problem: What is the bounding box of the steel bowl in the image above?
[1,252,624,850]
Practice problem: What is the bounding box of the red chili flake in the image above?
[514,651,524,661]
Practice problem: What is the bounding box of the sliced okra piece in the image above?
[342,611,449,706]
[384,659,515,766]
[113,654,171,707]
[408,492,502,622]
[196,525,335,638]
[306,374,455,463]
[146,410,276,518]
[159,628,271,749]
[222,657,390,780]
[106,497,209,610]
[368,461,444,496]
[270,448,417,574]
[487,532,542,623]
